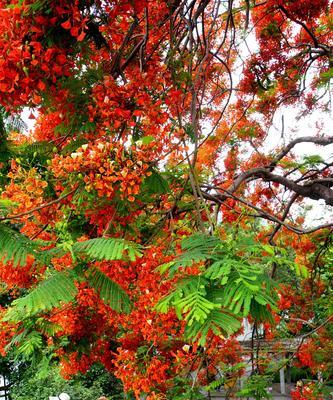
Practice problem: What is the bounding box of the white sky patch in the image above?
[21,108,37,133]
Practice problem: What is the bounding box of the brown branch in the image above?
[216,148,333,207]
[29,224,49,240]
[268,194,299,245]
[0,188,77,222]
[110,17,140,77]
[258,170,333,206]
[201,187,333,235]
[278,5,319,48]
[274,315,333,372]
[270,135,333,168]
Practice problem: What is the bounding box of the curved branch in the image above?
[0,187,77,222]
[268,193,299,244]
[270,135,333,168]
[214,135,333,206]
[201,187,333,235]
[251,170,333,205]
[278,5,319,48]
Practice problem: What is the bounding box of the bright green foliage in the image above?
[12,331,44,358]
[87,267,131,313]
[0,224,40,267]
[0,221,142,265]
[4,317,62,364]
[1,232,138,363]
[2,232,138,324]
[60,137,89,155]
[164,234,222,273]
[237,374,273,399]
[186,308,242,345]
[4,271,78,320]
[169,276,220,324]
[157,232,283,344]
[0,199,17,215]
[73,237,142,261]
[14,140,55,158]
[9,363,123,400]
[142,170,170,194]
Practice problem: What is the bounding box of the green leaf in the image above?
[155,292,176,314]
[301,154,324,167]
[87,267,131,313]
[262,244,275,256]
[0,199,17,210]
[73,237,142,262]
[162,233,223,275]
[174,291,219,325]
[135,135,155,146]
[19,141,54,157]
[185,310,241,345]
[60,137,89,155]
[204,259,232,281]
[5,271,78,320]
[295,263,308,278]
[143,171,170,194]
[181,233,221,252]
[35,318,62,336]
[15,331,43,357]
[167,251,207,274]
[184,123,196,143]
[0,223,40,267]
[157,261,176,274]
[156,233,278,343]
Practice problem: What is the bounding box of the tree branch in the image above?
[270,135,333,168]
[0,188,77,222]
[201,187,333,235]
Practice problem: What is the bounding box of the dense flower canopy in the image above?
[0,0,332,399]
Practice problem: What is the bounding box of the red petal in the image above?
[77,31,86,41]
[61,19,71,30]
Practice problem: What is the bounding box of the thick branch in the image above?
[214,135,333,205]
[220,167,333,205]
[254,170,333,205]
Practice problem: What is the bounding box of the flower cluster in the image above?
[51,141,151,202]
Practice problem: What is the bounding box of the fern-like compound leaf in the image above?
[5,271,77,320]
[73,237,142,261]
[87,267,131,313]
[0,223,40,267]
